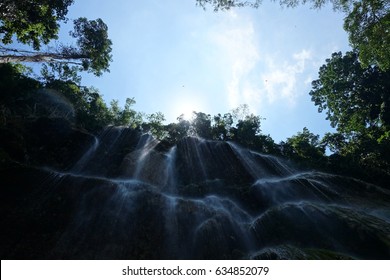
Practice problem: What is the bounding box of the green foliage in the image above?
[212,113,233,140]
[195,0,351,12]
[196,0,261,11]
[68,17,113,76]
[232,113,262,146]
[44,81,111,131]
[277,0,351,10]
[257,134,279,154]
[0,63,42,125]
[191,112,212,139]
[0,0,74,50]
[144,112,166,139]
[0,64,141,132]
[310,50,390,176]
[175,105,265,150]
[1,9,113,78]
[282,127,325,164]
[223,104,264,149]
[109,98,143,128]
[41,63,82,84]
[323,129,390,179]
[310,51,390,135]
[165,115,191,144]
[344,0,390,70]
[321,132,347,154]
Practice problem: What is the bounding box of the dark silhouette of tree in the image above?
[109,98,143,128]
[0,0,74,50]
[165,115,191,144]
[195,0,350,12]
[190,112,212,139]
[144,112,167,139]
[0,18,113,76]
[283,127,325,161]
[196,0,261,11]
[231,113,262,147]
[212,113,233,140]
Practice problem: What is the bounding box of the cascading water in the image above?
[1,127,390,259]
[70,136,99,173]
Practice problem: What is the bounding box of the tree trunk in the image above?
[0,53,87,64]
[0,54,53,63]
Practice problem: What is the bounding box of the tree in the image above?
[144,112,167,140]
[232,113,262,147]
[0,63,42,125]
[283,127,325,163]
[311,51,390,174]
[191,112,212,139]
[212,113,233,140]
[344,0,390,70]
[109,98,143,128]
[196,0,261,11]
[165,115,191,144]
[321,132,347,154]
[0,0,74,50]
[0,17,113,76]
[309,51,390,136]
[195,0,351,12]
[228,104,263,147]
[257,134,279,154]
[41,62,82,84]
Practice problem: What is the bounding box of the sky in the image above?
[61,0,351,142]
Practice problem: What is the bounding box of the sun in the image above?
[177,102,196,121]
[172,89,205,121]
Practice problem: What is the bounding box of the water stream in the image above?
[5,127,390,259]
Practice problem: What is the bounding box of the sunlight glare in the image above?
[178,103,195,120]
[172,94,204,121]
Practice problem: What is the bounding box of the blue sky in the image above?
[62,0,351,142]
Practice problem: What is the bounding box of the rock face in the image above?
[0,117,95,169]
[1,126,390,259]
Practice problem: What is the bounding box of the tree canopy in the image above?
[67,17,113,76]
[196,0,261,11]
[282,127,325,163]
[309,51,390,135]
[309,50,390,174]
[0,1,112,77]
[0,0,74,50]
[0,17,112,76]
[195,0,350,11]
[344,0,390,70]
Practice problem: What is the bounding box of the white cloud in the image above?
[261,49,312,106]
[208,12,260,109]
[206,12,315,114]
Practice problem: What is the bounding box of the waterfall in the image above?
[3,133,390,260]
[131,134,160,180]
[162,146,178,193]
[70,136,99,173]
